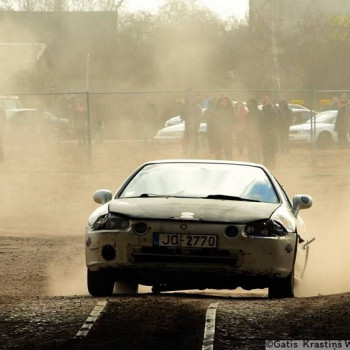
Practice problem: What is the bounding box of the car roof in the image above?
[0,95,20,99]
[141,159,268,170]
[5,108,36,112]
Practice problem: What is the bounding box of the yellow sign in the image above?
[291,99,304,106]
[320,99,331,106]
[176,98,185,104]
[329,15,350,40]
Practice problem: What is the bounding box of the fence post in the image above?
[311,90,317,176]
[86,91,93,171]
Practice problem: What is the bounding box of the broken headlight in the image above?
[92,213,130,231]
[244,219,287,237]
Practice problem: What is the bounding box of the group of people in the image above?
[182,94,294,169]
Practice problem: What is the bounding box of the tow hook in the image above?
[303,237,316,249]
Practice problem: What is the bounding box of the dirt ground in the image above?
[0,140,350,348]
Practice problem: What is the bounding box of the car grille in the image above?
[132,247,238,265]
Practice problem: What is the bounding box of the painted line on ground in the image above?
[202,302,219,350]
[75,300,108,338]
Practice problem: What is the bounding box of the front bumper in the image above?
[85,221,297,289]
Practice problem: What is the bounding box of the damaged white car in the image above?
[85,160,313,298]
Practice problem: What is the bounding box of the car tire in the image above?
[114,281,138,295]
[87,269,114,297]
[316,132,333,149]
[268,268,295,299]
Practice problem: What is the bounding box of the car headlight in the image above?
[244,219,287,237]
[92,213,130,231]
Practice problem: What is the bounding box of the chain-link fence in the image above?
[1,89,349,174]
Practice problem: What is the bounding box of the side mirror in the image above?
[292,194,313,216]
[93,189,112,204]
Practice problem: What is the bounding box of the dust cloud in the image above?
[46,248,87,296]
[0,6,348,300]
[281,172,350,297]
[1,128,350,298]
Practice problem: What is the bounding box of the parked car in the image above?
[0,95,23,117]
[289,110,337,149]
[154,121,207,145]
[165,115,182,127]
[164,108,208,128]
[5,108,72,144]
[157,103,312,144]
[287,104,310,111]
[291,109,313,125]
[85,160,313,298]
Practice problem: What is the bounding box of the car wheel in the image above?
[87,269,114,297]
[268,268,294,299]
[316,132,333,149]
[151,285,161,294]
[114,281,138,294]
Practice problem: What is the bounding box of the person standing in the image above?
[235,101,248,156]
[74,101,86,145]
[260,95,281,168]
[94,119,105,144]
[335,98,348,148]
[330,96,339,110]
[182,94,203,156]
[245,98,262,163]
[278,99,293,153]
[205,97,217,157]
[142,96,159,145]
[211,96,236,160]
[0,106,6,161]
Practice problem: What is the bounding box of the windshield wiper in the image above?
[205,194,260,202]
[139,193,162,197]
[139,193,192,198]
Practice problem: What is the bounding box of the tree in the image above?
[0,0,125,11]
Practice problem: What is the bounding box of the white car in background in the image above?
[154,122,207,144]
[165,115,182,127]
[164,107,208,128]
[289,110,337,149]
[156,108,208,144]
[157,103,314,144]
[0,95,23,117]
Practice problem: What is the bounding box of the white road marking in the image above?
[202,302,219,350]
[75,300,108,338]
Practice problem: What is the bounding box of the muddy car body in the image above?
[85,160,313,298]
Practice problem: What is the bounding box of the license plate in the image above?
[153,233,217,249]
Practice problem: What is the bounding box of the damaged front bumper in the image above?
[85,220,297,289]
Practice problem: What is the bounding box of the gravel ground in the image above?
[0,232,349,350]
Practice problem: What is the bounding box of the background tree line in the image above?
[0,0,349,91]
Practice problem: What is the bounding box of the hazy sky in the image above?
[125,0,249,20]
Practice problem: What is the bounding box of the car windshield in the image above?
[119,163,279,203]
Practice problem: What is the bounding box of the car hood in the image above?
[108,197,281,223]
